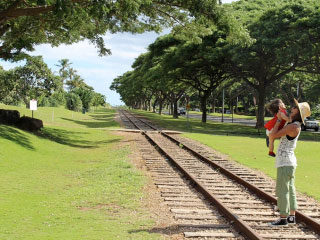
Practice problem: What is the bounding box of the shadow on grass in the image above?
[128,225,185,236]
[61,115,119,128]
[0,124,34,150]
[37,128,120,148]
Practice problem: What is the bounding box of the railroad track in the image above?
[118,109,320,239]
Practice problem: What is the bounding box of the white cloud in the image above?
[0,31,164,105]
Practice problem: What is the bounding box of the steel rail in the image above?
[120,110,320,237]
[161,132,320,236]
[123,110,158,131]
[143,131,263,240]
[119,110,145,130]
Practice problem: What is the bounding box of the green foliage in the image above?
[0,68,20,104]
[225,0,320,127]
[0,0,224,61]
[14,56,58,105]
[91,92,106,109]
[38,94,50,107]
[71,87,94,110]
[65,92,82,112]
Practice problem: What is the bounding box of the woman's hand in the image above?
[276,111,282,120]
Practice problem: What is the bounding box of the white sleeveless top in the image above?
[275,121,301,168]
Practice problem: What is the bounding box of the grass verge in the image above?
[0,105,161,240]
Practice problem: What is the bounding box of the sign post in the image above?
[186,95,191,132]
[30,99,37,118]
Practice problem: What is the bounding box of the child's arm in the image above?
[280,111,289,122]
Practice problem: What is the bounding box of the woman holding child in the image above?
[268,99,311,226]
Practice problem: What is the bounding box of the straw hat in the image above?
[294,98,311,124]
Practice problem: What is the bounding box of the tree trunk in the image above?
[256,85,266,129]
[235,97,239,114]
[152,99,157,113]
[159,99,163,115]
[212,97,216,113]
[147,99,151,111]
[173,98,179,119]
[244,97,249,114]
[200,95,207,123]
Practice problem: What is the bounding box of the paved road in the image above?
[175,113,320,133]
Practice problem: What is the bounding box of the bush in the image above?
[16,116,43,131]
[38,95,50,107]
[48,96,59,107]
[51,91,66,106]
[65,93,82,112]
[0,109,20,124]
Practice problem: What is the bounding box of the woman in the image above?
[268,99,311,227]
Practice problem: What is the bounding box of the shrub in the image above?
[16,116,43,131]
[38,95,50,107]
[65,92,82,112]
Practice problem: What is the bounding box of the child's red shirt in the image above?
[264,109,287,131]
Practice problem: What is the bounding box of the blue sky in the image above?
[0,0,236,106]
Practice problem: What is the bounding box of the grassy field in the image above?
[0,105,161,240]
[188,110,268,121]
[133,109,320,201]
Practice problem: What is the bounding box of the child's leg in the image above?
[266,130,270,147]
[268,137,276,157]
[269,138,275,153]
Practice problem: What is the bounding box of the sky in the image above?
[0,0,236,106]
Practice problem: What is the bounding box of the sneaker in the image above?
[269,151,276,157]
[287,215,296,225]
[268,218,288,227]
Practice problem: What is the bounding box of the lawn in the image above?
[0,105,161,240]
[133,109,320,201]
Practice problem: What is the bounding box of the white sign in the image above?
[30,99,37,111]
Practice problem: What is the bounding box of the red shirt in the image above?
[264,109,287,131]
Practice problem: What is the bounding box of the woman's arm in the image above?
[280,112,290,122]
[269,123,298,139]
[269,112,299,139]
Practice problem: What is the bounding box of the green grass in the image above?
[186,110,274,121]
[0,105,162,240]
[133,110,320,201]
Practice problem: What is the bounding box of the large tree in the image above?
[228,1,320,128]
[0,0,224,61]
[162,30,231,123]
[14,56,59,106]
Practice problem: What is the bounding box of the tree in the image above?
[71,86,94,110]
[162,30,231,123]
[55,59,71,88]
[14,56,58,106]
[65,92,82,112]
[0,67,21,104]
[91,92,106,109]
[0,0,223,61]
[147,35,188,117]
[228,1,320,128]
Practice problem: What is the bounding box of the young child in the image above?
[264,99,290,157]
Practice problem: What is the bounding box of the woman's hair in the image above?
[266,99,283,115]
[291,106,303,123]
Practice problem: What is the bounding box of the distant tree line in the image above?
[0,57,107,112]
[0,0,235,113]
[111,0,320,127]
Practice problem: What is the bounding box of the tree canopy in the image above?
[111,0,320,124]
[0,0,224,61]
